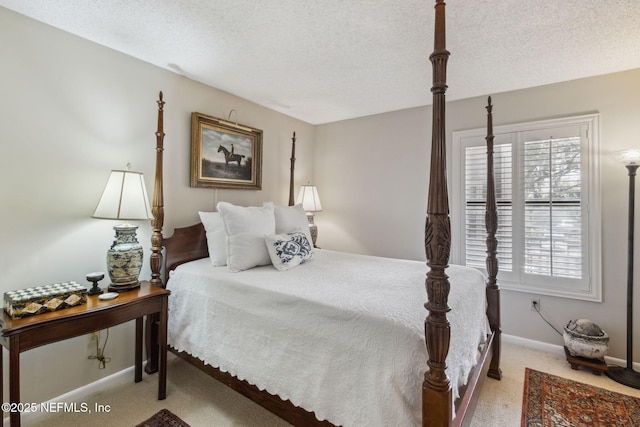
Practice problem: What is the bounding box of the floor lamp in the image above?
[607,150,640,389]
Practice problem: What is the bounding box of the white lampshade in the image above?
[617,150,640,166]
[296,185,322,212]
[93,170,152,220]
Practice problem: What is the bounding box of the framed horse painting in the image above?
[190,111,263,190]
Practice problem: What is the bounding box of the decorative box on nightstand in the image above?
[3,282,87,319]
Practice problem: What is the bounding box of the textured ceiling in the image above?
[2,0,640,124]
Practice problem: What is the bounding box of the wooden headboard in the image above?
[163,222,208,278]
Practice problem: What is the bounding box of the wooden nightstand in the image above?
[0,281,170,427]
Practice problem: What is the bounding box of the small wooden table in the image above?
[564,346,608,375]
[0,281,170,427]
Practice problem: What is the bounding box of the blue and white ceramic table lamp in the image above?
[93,166,152,292]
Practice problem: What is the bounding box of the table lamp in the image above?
[296,184,322,246]
[93,166,152,292]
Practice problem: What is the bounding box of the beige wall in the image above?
[0,7,314,403]
[3,4,640,405]
[315,68,640,362]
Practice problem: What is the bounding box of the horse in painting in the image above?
[218,144,245,167]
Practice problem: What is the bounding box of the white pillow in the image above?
[273,204,313,247]
[198,211,227,266]
[217,202,276,271]
[265,232,313,271]
[226,233,272,272]
[217,202,276,235]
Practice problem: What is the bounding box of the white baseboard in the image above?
[503,333,640,371]
[503,333,565,355]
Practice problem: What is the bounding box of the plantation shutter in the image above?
[522,134,582,279]
[454,113,600,301]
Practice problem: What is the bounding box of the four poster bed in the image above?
[145,1,501,426]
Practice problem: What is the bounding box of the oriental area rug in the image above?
[135,409,191,427]
[521,368,640,426]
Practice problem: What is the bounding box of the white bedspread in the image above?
[167,249,488,427]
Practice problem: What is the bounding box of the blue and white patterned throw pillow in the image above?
[265,232,313,271]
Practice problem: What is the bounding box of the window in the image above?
[452,114,601,301]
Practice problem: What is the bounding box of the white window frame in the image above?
[451,114,601,301]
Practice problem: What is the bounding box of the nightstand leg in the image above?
[9,338,20,427]
[145,314,159,374]
[158,297,168,400]
[135,317,142,383]
[0,347,4,419]
[0,347,3,420]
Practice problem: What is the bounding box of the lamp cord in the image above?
[89,329,111,369]
[532,302,563,336]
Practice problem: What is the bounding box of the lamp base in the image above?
[107,224,144,292]
[108,282,141,293]
[306,213,318,247]
[606,365,640,389]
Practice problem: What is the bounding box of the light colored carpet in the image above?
[20,342,640,426]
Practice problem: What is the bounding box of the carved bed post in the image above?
[146,91,165,375]
[423,1,452,426]
[289,131,296,206]
[484,97,502,380]
[151,91,165,286]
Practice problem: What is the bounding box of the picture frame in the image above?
[190,112,263,190]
